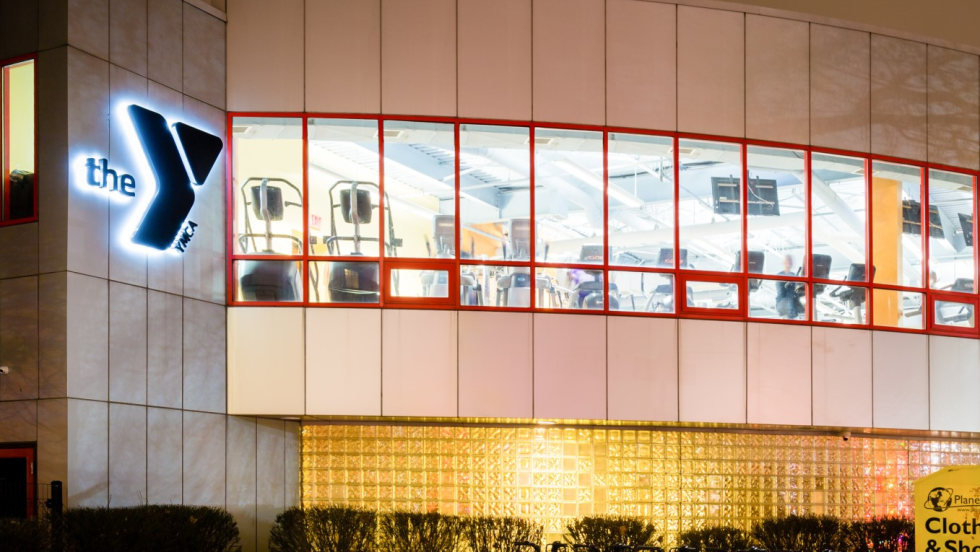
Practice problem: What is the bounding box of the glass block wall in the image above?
[301,424,980,544]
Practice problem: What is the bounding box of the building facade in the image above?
[4,0,980,550]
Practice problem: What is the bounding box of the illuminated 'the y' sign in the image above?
[127,105,223,251]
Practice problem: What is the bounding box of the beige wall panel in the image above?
[66,273,108,401]
[0,223,39,279]
[532,0,605,125]
[284,421,300,508]
[812,327,872,427]
[148,0,183,91]
[109,0,147,76]
[146,407,182,504]
[182,411,225,506]
[930,335,980,432]
[381,0,456,117]
[458,312,533,418]
[183,298,226,413]
[37,47,69,276]
[37,399,68,488]
[606,0,676,130]
[108,403,146,507]
[678,319,745,424]
[67,399,108,507]
[38,273,67,399]
[871,35,927,161]
[872,331,928,430]
[0,401,37,442]
[678,7,744,138]
[147,291,182,408]
[811,25,871,152]
[533,314,606,420]
[257,419,286,550]
[607,317,678,422]
[108,282,147,405]
[381,310,458,417]
[67,49,109,280]
[183,4,226,110]
[228,307,305,416]
[225,416,257,552]
[458,0,532,120]
[306,0,380,113]
[928,46,980,170]
[107,65,148,288]
[745,15,809,144]
[306,308,381,416]
[67,0,108,60]
[0,277,39,401]
[746,323,811,426]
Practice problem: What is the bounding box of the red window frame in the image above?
[0,53,37,227]
[226,112,980,340]
[928,292,979,338]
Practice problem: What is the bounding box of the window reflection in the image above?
[749,280,807,320]
[871,162,923,288]
[928,169,975,294]
[234,260,303,303]
[535,267,604,310]
[608,271,675,313]
[935,299,975,328]
[309,261,380,304]
[746,146,806,277]
[678,140,742,273]
[232,117,305,256]
[459,125,531,261]
[685,280,739,310]
[813,284,867,325]
[607,133,674,267]
[383,121,456,259]
[872,289,923,329]
[2,59,34,222]
[534,129,605,265]
[307,119,382,257]
[811,153,867,282]
[389,268,450,298]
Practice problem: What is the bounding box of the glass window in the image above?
[309,261,379,304]
[233,260,303,303]
[459,125,531,261]
[534,128,604,264]
[608,271,675,313]
[685,279,739,310]
[871,162,923,288]
[382,121,456,259]
[749,280,807,320]
[746,146,807,277]
[677,139,742,272]
[928,169,975,294]
[389,268,450,299]
[811,153,868,282]
[2,59,35,222]
[872,289,923,330]
[459,265,535,308]
[813,284,867,325]
[231,117,305,256]
[935,299,975,329]
[307,119,381,257]
[607,133,674,267]
[535,267,605,310]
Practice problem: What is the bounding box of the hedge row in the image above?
[269,508,914,552]
[0,505,240,552]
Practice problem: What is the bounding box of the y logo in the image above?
[127,104,223,251]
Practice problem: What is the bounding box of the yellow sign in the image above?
[916,465,980,552]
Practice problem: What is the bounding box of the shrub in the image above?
[62,504,240,552]
[461,515,544,552]
[843,517,914,552]
[678,526,755,550]
[0,517,51,552]
[564,515,661,552]
[378,510,461,552]
[750,514,844,552]
[270,505,377,552]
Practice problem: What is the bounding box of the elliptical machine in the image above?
[313,180,400,302]
[236,177,304,301]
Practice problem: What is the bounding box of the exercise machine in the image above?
[236,177,303,301]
